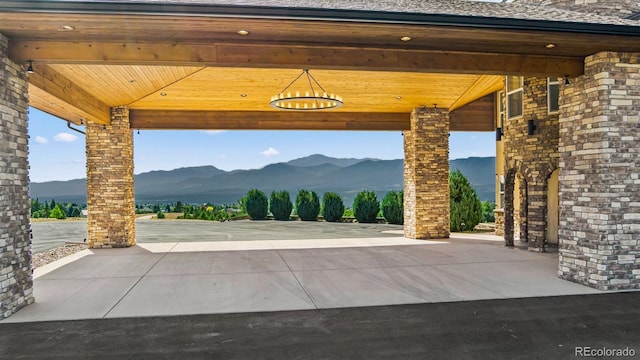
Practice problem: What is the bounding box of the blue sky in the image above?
[28,108,496,182]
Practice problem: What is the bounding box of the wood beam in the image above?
[449,93,496,132]
[10,41,584,77]
[130,108,497,131]
[28,64,111,125]
[130,110,411,131]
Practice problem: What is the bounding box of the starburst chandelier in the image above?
[270,69,343,111]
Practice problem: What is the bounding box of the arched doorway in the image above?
[514,172,528,244]
[546,169,559,246]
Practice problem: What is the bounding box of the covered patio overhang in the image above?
[1,0,638,130]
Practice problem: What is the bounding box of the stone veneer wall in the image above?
[0,33,33,319]
[404,108,450,239]
[558,52,640,290]
[86,106,136,248]
[503,77,559,251]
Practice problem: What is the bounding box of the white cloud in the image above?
[217,153,227,159]
[35,136,48,144]
[261,147,280,157]
[202,130,226,135]
[54,132,78,143]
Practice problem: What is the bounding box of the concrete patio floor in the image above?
[3,232,602,323]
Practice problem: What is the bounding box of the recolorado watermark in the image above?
[575,347,636,357]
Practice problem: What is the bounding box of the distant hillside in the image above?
[287,154,374,168]
[29,154,496,205]
[450,157,496,202]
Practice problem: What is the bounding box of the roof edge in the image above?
[1,0,640,36]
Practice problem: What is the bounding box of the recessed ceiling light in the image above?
[545,43,556,49]
[160,92,167,96]
[396,96,402,100]
[61,25,75,31]
[400,36,411,42]
[237,30,250,36]
[240,93,248,97]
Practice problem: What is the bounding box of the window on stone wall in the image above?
[548,77,560,114]
[506,76,523,119]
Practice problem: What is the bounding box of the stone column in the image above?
[558,52,640,290]
[526,182,546,251]
[0,33,33,320]
[86,106,135,248]
[404,108,450,239]
[503,170,516,247]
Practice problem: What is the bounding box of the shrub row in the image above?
[241,189,403,224]
[170,172,484,231]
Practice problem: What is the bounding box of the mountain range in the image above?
[29,154,496,205]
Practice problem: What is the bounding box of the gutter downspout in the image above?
[67,121,85,135]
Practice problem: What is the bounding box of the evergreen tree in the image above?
[295,189,320,221]
[244,189,268,220]
[353,191,380,223]
[269,190,293,221]
[70,207,81,217]
[449,170,482,232]
[381,191,404,225]
[321,192,345,222]
[481,201,496,223]
[175,201,184,213]
[49,204,66,219]
[31,199,42,214]
[43,201,51,218]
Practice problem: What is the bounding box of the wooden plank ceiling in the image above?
[32,64,502,130]
[3,9,635,130]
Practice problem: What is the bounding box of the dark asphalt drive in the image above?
[1,292,638,359]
